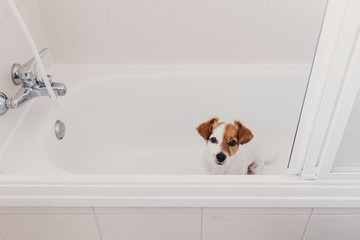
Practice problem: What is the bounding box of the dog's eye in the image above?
[228,140,237,146]
[210,137,217,143]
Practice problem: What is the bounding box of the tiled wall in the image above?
[0,0,328,144]
[36,0,327,64]
[0,0,51,148]
[0,207,359,240]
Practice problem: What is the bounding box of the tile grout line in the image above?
[200,207,203,240]
[33,0,52,63]
[104,0,116,64]
[301,207,314,240]
[0,0,27,24]
[0,226,5,240]
[92,207,104,240]
[0,11,11,24]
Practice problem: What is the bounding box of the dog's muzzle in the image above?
[215,152,227,165]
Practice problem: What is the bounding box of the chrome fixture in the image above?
[0,48,66,116]
[54,120,66,140]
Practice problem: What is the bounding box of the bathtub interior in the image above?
[0,65,309,175]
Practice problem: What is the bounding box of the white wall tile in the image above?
[18,0,46,47]
[0,13,33,94]
[186,0,267,64]
[94,207,202,215]
[0,62,18,150]
[0,207,93,214]
[304,215,360,240]
[261,0,327,63]
[0,11,30,150]
[109,0,269,64]
[36,0,326,64]
[18,0,52,69]
[0,62,13,95]
[0,214,102,240]
[0,105,24,153]
[203,207,312,215]
[202,214,309,240]
[0,208,359,240]
[0,0,52,151]
[36,0,113,64]
[313,208,360,215]
[0,0,10,22]
[0,0,23,23]
[96,213,201,240]
[108,0,188,64]
[109,0,326,64]
[0,0,51,77]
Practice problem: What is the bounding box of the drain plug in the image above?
[54,120,66,140]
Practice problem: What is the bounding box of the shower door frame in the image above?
[288,0,360,181]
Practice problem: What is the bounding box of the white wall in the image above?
[0,0,51,148]
[36,0,327,64]
[0,0,328,146]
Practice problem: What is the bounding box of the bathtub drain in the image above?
[54,120,66,140]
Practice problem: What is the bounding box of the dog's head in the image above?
[196,118,253,166]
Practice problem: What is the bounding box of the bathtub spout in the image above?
[52,82,67,97]
[4,81,67,110]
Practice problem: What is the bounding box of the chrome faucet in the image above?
[0,48,66,116]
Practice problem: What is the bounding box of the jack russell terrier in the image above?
[197,117,266,175]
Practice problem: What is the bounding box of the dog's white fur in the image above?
[201,122,265,175]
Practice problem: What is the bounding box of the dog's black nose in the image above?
[216,152,227,162]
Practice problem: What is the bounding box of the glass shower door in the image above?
[332,88,360,173]
[287,0,360,179]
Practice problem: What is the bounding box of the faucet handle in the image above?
[11,48,49,86]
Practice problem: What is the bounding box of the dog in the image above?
[196,117,265,175]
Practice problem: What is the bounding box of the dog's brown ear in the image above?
[234,120,253,144]
[196,117,219,140]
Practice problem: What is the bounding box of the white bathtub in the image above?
[2,64,340,207]
[0,65,308,175]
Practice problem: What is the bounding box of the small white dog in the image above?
[196,117,265,175]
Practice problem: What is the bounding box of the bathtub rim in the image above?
[0,174,359,207]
